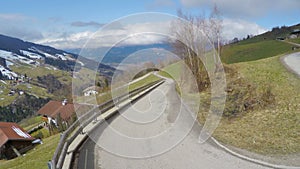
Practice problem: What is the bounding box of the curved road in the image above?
[282,52,300,77]
[76,78,269,169]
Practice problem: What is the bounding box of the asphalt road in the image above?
[76,78,269,169]
[76,138,98,169]
[283,52,300,77]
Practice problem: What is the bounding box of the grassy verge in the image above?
[158,70,182,95]
[158,61,183,95]
[162,54,300,155]
[212,55,300,154]
[158,61,182,80]
[0,134,60,169]
[128,74,161,91]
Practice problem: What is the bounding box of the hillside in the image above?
[0,34,78,72]
[0,34,116,122]
[0,34,116,78]
[221,23,300,64]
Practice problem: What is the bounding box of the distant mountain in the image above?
[0,34,115,79]
[66,43,172,64]
[0,34,75,58]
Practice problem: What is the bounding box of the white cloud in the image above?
[179,0,300,19]
[37,16,269,49]
[0,14,29,21]
[222,18,268,40]
[36,31,95,49]
[38,20,172,49]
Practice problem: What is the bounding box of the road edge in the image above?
[280,52,300,78]
[210,137,300,169]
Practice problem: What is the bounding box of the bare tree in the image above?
[171,10,208,92]
[170,6,223,92]
[209,4,223,66]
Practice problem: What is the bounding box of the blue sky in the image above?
[0,0,299,49]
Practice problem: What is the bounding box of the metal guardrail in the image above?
[49,79,164,169]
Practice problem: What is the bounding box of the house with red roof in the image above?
[0,122,35,159]
[37,99,76,122]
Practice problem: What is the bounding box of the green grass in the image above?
[0,87,17,107]
[287,37,300,44]
[159,61,182,80]
[19,116,43,131]
[0,65,72,106]
[16,84,52,99]
[158,67,182,95]
[0,82,52,107]
[128,74,161,91]
[221,40,293,64]
[11,65,70,81]
[30,128,51,139]
[160,54,300,155]
[0,134,60,169]
[213,55,300,154]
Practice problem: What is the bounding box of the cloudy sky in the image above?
[0,0,299,49]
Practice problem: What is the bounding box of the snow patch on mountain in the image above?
[0,65,18,79]
[0,50,38,66]
[55,54,67,60]
[20,50,42,59]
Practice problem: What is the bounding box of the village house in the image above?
[83,86,101,96]
[37,99,76,126]
[0,122,35,159]
[290,29,300,38]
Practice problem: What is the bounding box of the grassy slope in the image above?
[158,61,182,80]
[0,83,51,107]
[221,40,293,64]
[214,55,300,154]
[0,66,72,168]
[0,65,73,106]
[161,54,300,154]
[287,37,300,44]
[0,134,60,169]
[0,86,17,107]
[221,23,300,64]
[11,65,70,81]
[19,116,43,131]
